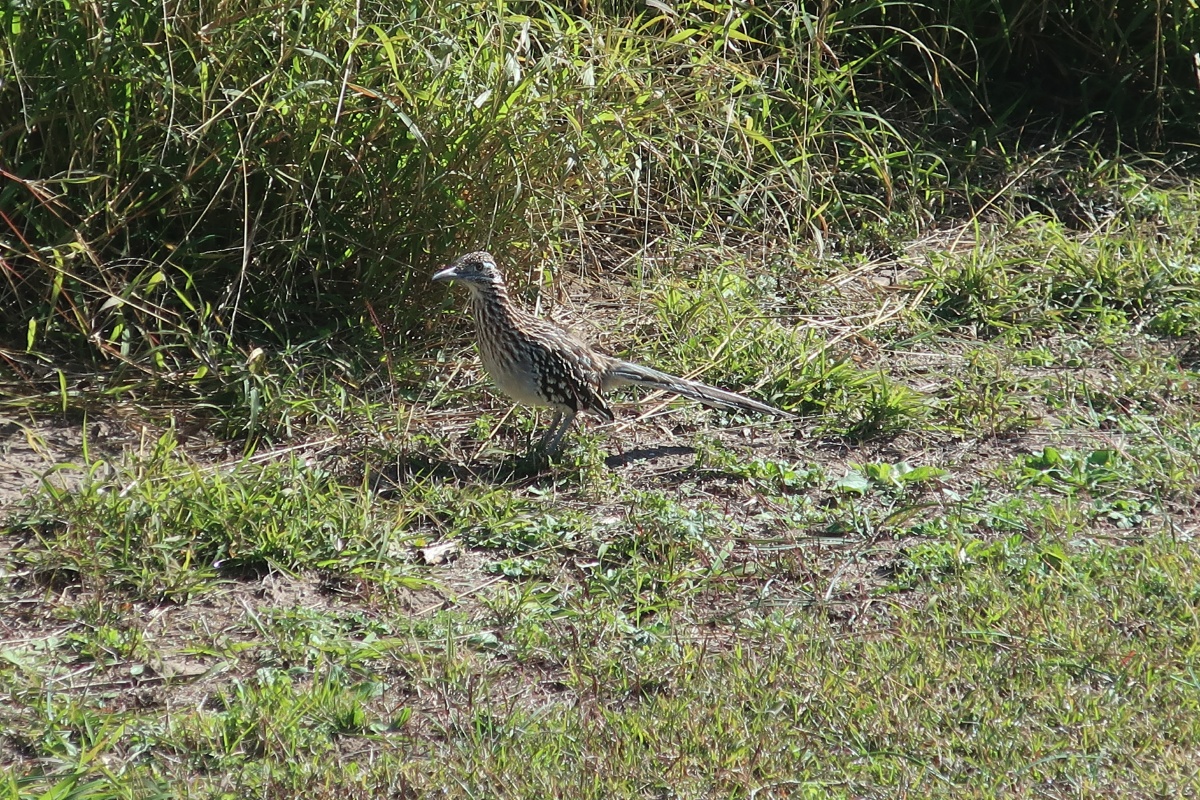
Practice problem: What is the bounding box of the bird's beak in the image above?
[431,266,458,283]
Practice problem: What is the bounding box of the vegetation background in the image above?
[2,0,1200,797]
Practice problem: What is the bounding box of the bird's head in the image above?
[431,251,503,291]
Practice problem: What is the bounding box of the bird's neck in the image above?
[467,282,526,334]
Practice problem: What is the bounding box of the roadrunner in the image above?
[433,251,794,452]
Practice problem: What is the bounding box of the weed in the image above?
[834,461,947,497]
[1013,447,1129,496]
[831,372,931,442]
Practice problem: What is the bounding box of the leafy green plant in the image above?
[895,533,1070,589]
[1014,447,1128,496]
[1149,302,1200,339]
[835,461,947,496]
[459,503,591,552]
[718,456,821,494]
[176,665,386,769]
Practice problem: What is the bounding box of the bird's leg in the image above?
[547,411,575,452]
[536,411,563,451]
[537,409,576,454]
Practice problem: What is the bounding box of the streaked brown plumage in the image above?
[433,251,794,452]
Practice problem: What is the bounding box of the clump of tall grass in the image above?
[0,1,936,376]
[2,0,1192,395]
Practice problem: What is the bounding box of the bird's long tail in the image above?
[601,359,795,419]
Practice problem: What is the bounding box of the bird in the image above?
[432,250,795,453]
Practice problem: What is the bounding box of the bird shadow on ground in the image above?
[367,448,559,493]
[603,445,696,468]
[366,443,699,493]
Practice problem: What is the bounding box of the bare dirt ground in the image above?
[0,417,96,507]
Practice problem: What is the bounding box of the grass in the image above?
[5,185,1200,795]
[4,1,1200,797]
[3,0,945,386]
